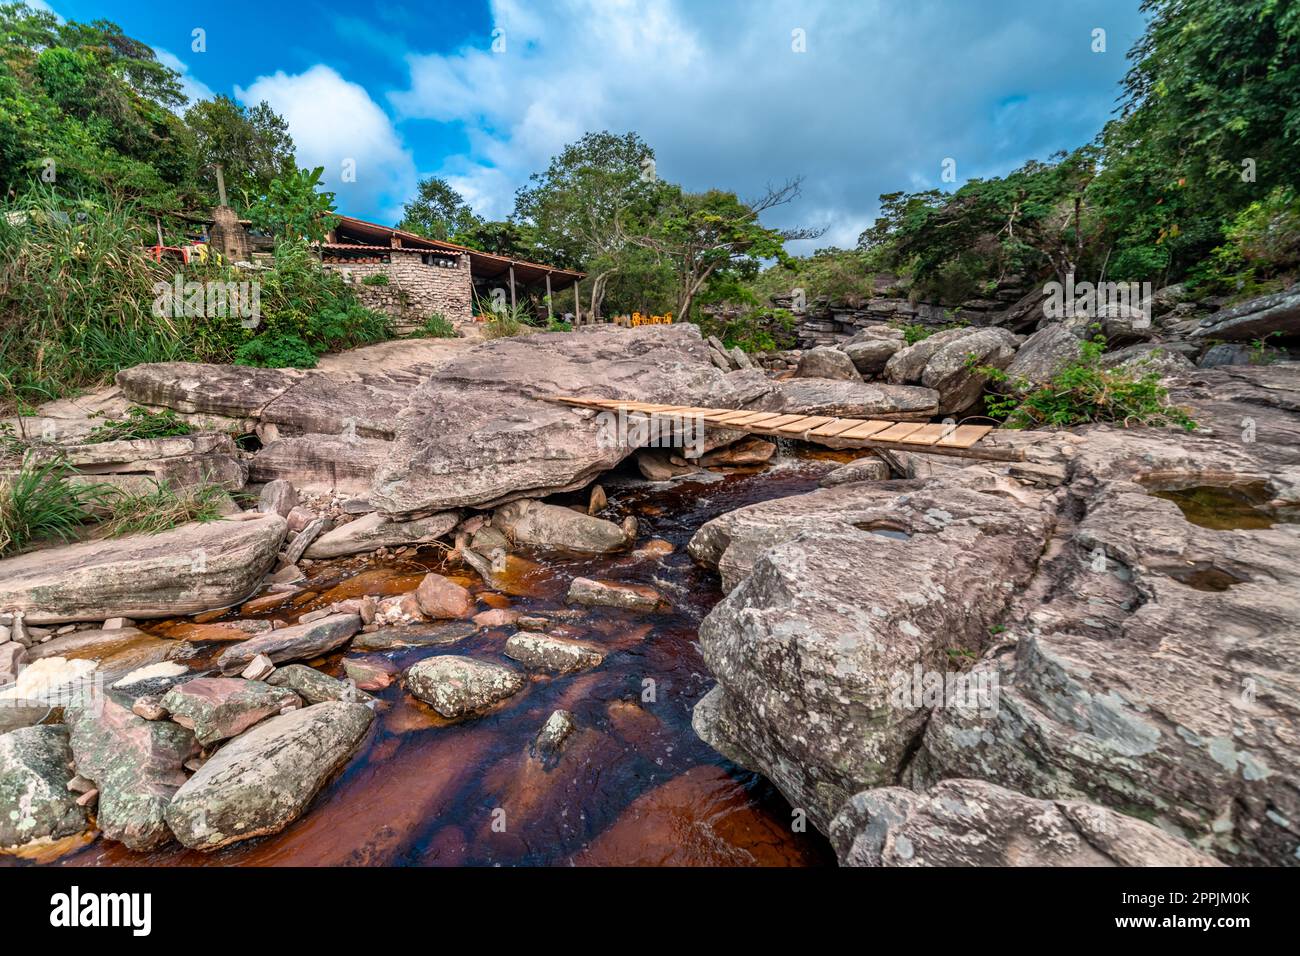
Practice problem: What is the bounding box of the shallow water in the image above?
[28,452,852,868]
[1151,483,1277,531]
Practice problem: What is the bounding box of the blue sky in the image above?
[34,0,1148,251]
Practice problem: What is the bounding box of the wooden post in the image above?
[574,280,582,325]
[509,265,517,311]
[213,164,228,207]
[545,272,553,320]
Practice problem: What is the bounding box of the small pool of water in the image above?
[33,454,858,868]
[1151,483,1277,531]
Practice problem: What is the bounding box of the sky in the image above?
[33,0,1148,252]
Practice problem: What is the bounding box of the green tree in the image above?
[246,167,338,242]
[185,95,296,207]
[398,176,481,241]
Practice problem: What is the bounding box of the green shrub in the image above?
[408,313,457,339]
[85,406,192,443]
[481,304,533,339]
[99,478,226,537]
[699,306,796,353]
[361,273,390,286]
[983,335,1197,431]
[0,457,107,556]
[234,333,319,369]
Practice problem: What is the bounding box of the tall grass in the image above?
[98,478,226,537]
[0,457,108,557]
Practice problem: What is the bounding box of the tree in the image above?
[634,179,821,321]
[186,95,296,208]
[398,176,481,241]
[246,167,337,242]
[513,131,660,320]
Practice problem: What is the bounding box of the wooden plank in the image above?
[872,422,926,443]
[724,411,789,427]
[806,418,859,437]
[748,414,811,431]
[837,419,894,440]
[936,424,994,448]
[897,423,956,446]
[774,415,836,435]
[702,410,758,424]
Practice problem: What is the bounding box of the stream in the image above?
[40,448,861,867]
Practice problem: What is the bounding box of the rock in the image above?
[690,476,1050,831]
[217,613,361,675]
[0,514,286,625]
[0,640,26,685]
[350,621,478,651]
[1191,282,1300,341]
[116,362,300,419]
[843,337,902,376]
[303,510,459,559]
[774,378,938,420]
[636,448,698,480]
[795,346,861,381]
[588,484,607,514]
[165,701,374,851]
[533,709,576,758]
[131,695,167,720]
[160,677,301,746]
[267,664,371,704]
[102,617,132,630]
[1101,343,1196,380]
[0,699,50,735]
[257,479,298,518]
[251,436,392,497]
[818,456,891,486]
[240,655,276,681]
[473,608,519,628]
[405,656,525,719]
[830,779,1223,867]
[282,516,327,565]
[111,661,190,698]
[566,577,664,612]
[0,656,97,705]
[634,538,674,558]
[884,327,982,384]
[0,726,86,848]
[284,505,319,533]
[919,327,1020,414]
[1000,323,1082,388]
[698,437,776,467]
[493,499,631,554]
[414,572,475,619]
[66,692,198,850]
[342,657,393,691]
[504,633,606,674]
[25,433,247,496]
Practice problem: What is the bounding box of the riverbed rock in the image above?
[303,510,460,559]
[492,499,632,554]
[257,479,298,518]
[884,327,982,384]
[0,513,285,624]
[250,435,392,496]
[165,701,374,851]
[795,346,861,381]
[405,656,525,719]
[818,457,892,487]
[829,779,1222,867]
[566,577,664,611]
[66,692,198,850]
[843,336,903,377]
[267,664,372,704]
[117,363,300,418]
[160,677,302,746]
[414,572,475,619]
[698,437,776,468]
[773,379,939,420]
[533,709,576,759]
[0,725,86,848]
[690,476,1051,832]
[351,621,478,651]
[217,613,361,675]
[504,633,606,674]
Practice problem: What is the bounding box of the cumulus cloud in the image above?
[154,48,215,107]
[388,0,1144,250]
[237,64,418,224]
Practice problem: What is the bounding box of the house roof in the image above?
[328,214,584,290]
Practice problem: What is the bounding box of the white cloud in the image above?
[20,0,61,19]
[387,0,1144,250]
[236,64,418,224]
[154,48,215,107]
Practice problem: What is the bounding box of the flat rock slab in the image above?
[66,693,198,850]
[773,379,938,420]
[303,510,460,559]
[504,633,606,674]
[0,725,87,848]
[267,664,372,705]
[250,436,392,497]
[0,514,286,625]
[217,613,361,675]
[493,500,630,554]
[405,656,524,719]
[566,577,664,612]
[165,701,374,851]
[117,363,301,418]
[351,621,478,651]
[830,779,1222,867]
[160,677,302,746]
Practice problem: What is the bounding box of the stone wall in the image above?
[323,249,473,333]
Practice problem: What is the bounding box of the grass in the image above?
[0,457,108,557]
[982,335,1197,431]
[481,304,533,339]
[98,479,227,537]
[407,312,458,339]
[85,407,193,443]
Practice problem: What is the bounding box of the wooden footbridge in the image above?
[548,396,1036,462]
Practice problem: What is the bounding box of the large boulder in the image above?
[1191,282,1300,342]
[66,692,198,850]
[405,656,525,719]
[691,476,1050,832]
[1000,323,1082,388]
[217,613,361,675]
[0,725,87,848]
[884,327,982,384]
[303,510,460,559]
[919,327,1020,414]
[250,436,392,497]
[160,677,301,746]
[492,499,631,554]
[773,379,939,420]
[830,779,1222,867]
[165,701,374,851]
[0,514,285,624]
[842,337,903,377]
[794,346,861,381]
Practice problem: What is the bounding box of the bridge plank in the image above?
[838,420,893,440]
[873,422,926,442]
[898,423,956,445]
[936,424,994,448]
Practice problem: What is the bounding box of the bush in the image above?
[699,306,796,352]
[0,457,107,556]
[85,406,192,443]
[361,273,389,286]
[99,478,226,537]
[983,335,1197,431]
[234,333,319,369]
[481,304,532,339]
[408,313,457,339]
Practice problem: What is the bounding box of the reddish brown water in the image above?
[26,453,849,867]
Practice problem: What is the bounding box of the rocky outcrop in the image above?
[405,656,525,718]
[1191,282,1300,341]
[773,379,939,420]
[117,363,300,419]
[165,701,374,851]
[830,779,1222,867]
[249,435,392,496]
[920,327,1020,414]
[303,510,460,559]
[217,613,361,675]
[0,514,285,624]
[0,725,86,848]
[1001,324,1082,387]
[25,433,247,494]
